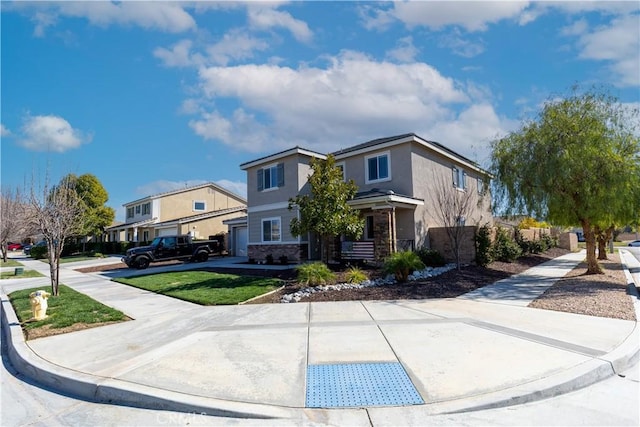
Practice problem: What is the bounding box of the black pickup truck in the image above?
[122,235,224,269]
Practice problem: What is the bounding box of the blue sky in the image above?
[2,1,639,221]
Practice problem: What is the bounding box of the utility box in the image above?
[14,267,24,276]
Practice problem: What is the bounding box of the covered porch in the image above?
[342,189,424,264]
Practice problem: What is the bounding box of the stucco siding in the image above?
[248,207,300,244]
[160,187,244,221]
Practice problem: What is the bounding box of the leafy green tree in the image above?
[490,86,640,274]
[288,154,364,263]
[63,174,115,243]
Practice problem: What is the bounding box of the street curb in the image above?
[433,251,640,415]
[0,292,293,420]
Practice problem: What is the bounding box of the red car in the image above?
[8,242,23,251]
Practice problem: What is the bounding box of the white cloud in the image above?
[215,179,247,199]
[187,51,517,161]
[364,1,530,32]
[429,103,518,165]
[1,124,11,137]
[386,36,419,63]
[206,29,270,66]
[575,14,640,87]
[438,31,485,58]
[13,1,196,36]
[247,5,313,42]
[154,39,203,68]
[19,115,90,153]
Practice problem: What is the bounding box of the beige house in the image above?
[106,183,246,243]
[239,133,492,263]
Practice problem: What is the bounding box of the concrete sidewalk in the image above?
[1,250,639,424]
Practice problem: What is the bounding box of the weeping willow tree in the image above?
[490,86,640,274]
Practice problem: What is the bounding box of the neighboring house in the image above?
[239,133,492,263]
[105,182,246,244]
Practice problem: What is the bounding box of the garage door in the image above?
[157,227,177,237]
[235,226,248,256]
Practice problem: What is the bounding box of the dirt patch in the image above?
[529,253,635,320]
[23,319,131,340]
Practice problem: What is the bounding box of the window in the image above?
[336,162,346,181]
[258,163,284,191]
[126,207,134,219]
[135,205,141,214]
[366,152,390,183]
[452,166,467,190]
[193,201,206,211]
[477,177,485,195]
[262,218,281,242]
[365,215,375,240]
[142,202,151,215]
[456,216,466,226]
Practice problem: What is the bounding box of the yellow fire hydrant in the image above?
[29,290,51,321]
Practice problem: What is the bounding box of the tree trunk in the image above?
[582,220,603,274]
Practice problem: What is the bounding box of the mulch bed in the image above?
[245,248,572,304]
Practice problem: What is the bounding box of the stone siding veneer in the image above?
[248,244,308,263]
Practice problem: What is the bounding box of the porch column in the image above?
[373,208,394,261]
[133,227,139,242]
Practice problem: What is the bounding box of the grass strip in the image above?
[1,270,44,279]
[9,285,128,333]
[114,271,282,305]
[1,259,22,267]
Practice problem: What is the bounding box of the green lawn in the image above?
[114,271,282,305]
[1,269,44,279]
[1,259,22,267]
[9,285,128,333]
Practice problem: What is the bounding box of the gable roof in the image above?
[333,133,483,173]
[240,146,326,170]
[124,182,246,207]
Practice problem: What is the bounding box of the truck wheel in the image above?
[196,252,208,262]
[136,257,150,269]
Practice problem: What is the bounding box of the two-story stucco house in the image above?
[105,182,246,244]
[240,133,492,263]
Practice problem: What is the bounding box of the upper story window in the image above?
[365,152,391,184]
[142,202,151,215]
[477,177,485,195]
[262,217,281,242]
[126,207,134,219]
[136,205,141,214]
[453,166,467,190]
[257,163,284,191]
[335,162,346,181]
[193,201,206,211]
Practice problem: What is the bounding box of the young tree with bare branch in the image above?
[26,174,85,296]
[430,170,486,270]
[0,185,27,262]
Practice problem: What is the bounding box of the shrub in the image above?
[279,255,289,265]
[29,245,47,260]
[265,254,274,265]
[415,247,446,267]
[475,224,493,266]
[345,266,368,284]
[296,262,336,286]
[384,251,425,282]
[492,227,522,262]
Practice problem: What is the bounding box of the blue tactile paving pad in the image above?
[306,362,424,408]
